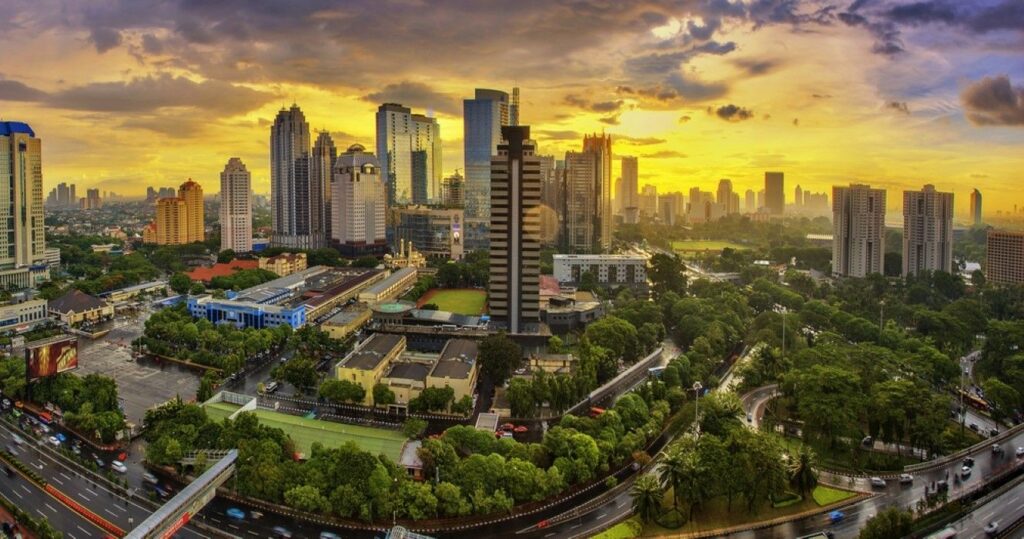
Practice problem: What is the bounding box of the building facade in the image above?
[489,126,541,333]
[441,172,464,208]
[154,197,187,245]
[331,144,387,256]
[765,171,785,215]
[617,156,638,215]
[902,184,953,277]
[270,104,315,249]
[970,188,983,226]
[178,179,204,243]
[258,252,307,277]
[0,299,48,332]
[464,88,514,249]
[393,206,464,260]
[310,131,337,246]
[553,254,648,294]
[832,184,886,277]
[219,157,252,252]
[563,134,612,252]
[987,230,1024,285]
[376,104,441,206]
[0,122,47,273]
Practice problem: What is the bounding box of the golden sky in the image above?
[1,0,1022,216]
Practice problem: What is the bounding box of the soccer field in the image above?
[671,240,749,252]
[203,402,406,461]
[417,288,487,315]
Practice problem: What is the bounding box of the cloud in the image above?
[598,114,620,125]
[0,77,47,101]
[536,129,582,142]
[792,118,799,126]
[811,93,833,99]
[733,58,781,76]
[641,150,687,159]
[960,75,1024,126]
[886,101,910,114]
[563,94,624,113]
[615,135,666,146]
[361,82,460,116]
[838,11,904,56]
[678,115,691,123]
[49,74,275,115]
[709,104,755,122]
[90,27,123,53]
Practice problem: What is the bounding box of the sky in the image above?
[1,0,1023,216]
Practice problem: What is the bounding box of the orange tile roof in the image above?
[186,259,259,282]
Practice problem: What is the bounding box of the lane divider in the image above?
[43,484,125,537]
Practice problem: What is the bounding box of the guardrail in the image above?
[904,422,1024,473]
[565,346,664,416]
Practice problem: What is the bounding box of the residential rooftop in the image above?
[430,339,478,380]
[341,333,405,371]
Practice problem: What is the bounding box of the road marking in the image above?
[44,502,57,513]
[544,534,556,538]
[50,475,63,485]
[247,532,259,537]
[20,485,30,494]
[77,491,91,501]
[597,512,606,519]
[11,490,21,499]
[103,508,117,518]
[36,509,45,518]
[77,526,92,536]
[60,472,72,480]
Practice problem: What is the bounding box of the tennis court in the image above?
[203,401,406,461]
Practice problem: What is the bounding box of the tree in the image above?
[697,391,743,437]
[658,445,690,511]
[508,378,536,417]
[982,378,1020,423]
[451,395,474,416]
[649,253,686,297]
[402,418,428,439]
[217,249,236,263]
[196,371,216,402]
[788,446,818,496]
[272,357,318,393]
[786,364,862,448]
[859,507,913,539]
[352,255,379,268]
[584,316,640,363]
[631,474,664,524]
[373,383,397,408]
[169,272,192,294]
[479,333,522,386]
[284,485,329,513]
[547,335,565,354]
[319,379,366,403]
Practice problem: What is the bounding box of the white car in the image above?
[870,477,886,488]
[984,521,999,535]
[110,460,128,474]
[961,466,972,478]
[47,436,60,447]
[1016,446,1024,458]
[898,474,913,484]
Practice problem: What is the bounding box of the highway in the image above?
[942,475,1024,538]
[0,465,107,539]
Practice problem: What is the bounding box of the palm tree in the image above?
[658,446,688,510]
[789,446,819,496]
[631,474,664,524]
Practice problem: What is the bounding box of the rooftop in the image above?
[186,259,259,282]
[341,333,404,371]
[0,121,35,137]
[48,289,109,314]
[430,339,477,380]
[553,254,646,261]
[385,362,431,382]
[362,267,417,296]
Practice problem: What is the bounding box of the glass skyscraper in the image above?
[463,88,517,250]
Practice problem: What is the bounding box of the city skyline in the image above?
[0,1,1021,216]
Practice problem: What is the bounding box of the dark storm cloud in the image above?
[361,82,461,116]
[710,104,755,122]
[961,76,1024,127]
[886,101,910,114]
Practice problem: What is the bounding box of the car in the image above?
[10,435,22,446]
[94,457,105,468]
[984,521,999,535]
[47,436,60,447]
[110,461,127,474]
[963,456,975,467]
[1,398,10,409]
[969,423,979,432]
[71,445,81,455]
[514,425,529,433]
[861,436,873,447]
[992,443,1003,454]
[143,472,159,485]
[899,474,913,484]
[870,477,886,488]
[320,533,342,539]
[828,510,845,524]
[1016,446,1024,458]
[746,413,753,423]
[936,479,949,491]
[55,433,67,443]
[272,526,292,538]
[225,507,246,521]
[961,466,972,478]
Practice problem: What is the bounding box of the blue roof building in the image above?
[0,122,35,137]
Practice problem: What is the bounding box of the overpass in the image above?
[123,450,238,539]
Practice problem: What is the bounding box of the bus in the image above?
[958,389,990,412]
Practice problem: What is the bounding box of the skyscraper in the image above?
[902,184,953,277]
[488,126,540,333]
[464,88,513,249]
[970,188,983,226]
[310,132,337,247]
[442,172,465,208]
[412,113,442,202]
[0,122,46,269]
[375,104,442,206]
[618,156,638,215]
[82,188,102,210]
[795,184,803,207]
[832,184,886,277]
[563,134,612,252]
[331,144,387,255]
[987,230,1024,285]
[765,172,785,215]
[220,158,252,253]
[640,184,659,218]
[178,179,205,243]
[270,104,313,248]
[745,189,756,213]
[154,197,187,245]
[717,179,738,214]
[537,155,560,245]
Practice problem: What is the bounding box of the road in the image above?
[0,465,107,539]
[941,475,1024,538]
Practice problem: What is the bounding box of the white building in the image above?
[376,104,442,205]
[0,298,48,332]
[832,184,886,277]
[219,157,252,253]
[903,184,953,277]
[553,254,648,294]
[332,144,387,255]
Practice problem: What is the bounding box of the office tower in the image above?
[442,172,465,207]
[757,189,765,211]
[270,104,312,249]
[158,187,175,199]
[795,185,803,207]
[81,188,102,210]
[902,184,953,277]
[765,172,785,215]
[510,87,520,127]
[220,158,252,253]
[0,122,47,268]
[412,113,442,202]
[310,131,336,247]
[745,189,756,213]
[970,188,982,226]
[331,144,387,255]
[154,197,187,245]
[376,104,442,206]
[618,156,639,215]
[987,230,1024,284]
[563,134,612,252]
[658,193,683,226]
[537,155,560,245]
[717,179,739,214]
[638,184,659,219]
[488,126,540,333]
[178,179,205,243]
[464,88,513,249]
[832,184,886,277]
[393,206,464,261]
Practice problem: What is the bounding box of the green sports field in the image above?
[417,288,487,315]
[671,240,749,252]
[204,401,406,461]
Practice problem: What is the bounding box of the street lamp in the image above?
[692,381,703,436]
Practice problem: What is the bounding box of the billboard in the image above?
[25,336,78,382]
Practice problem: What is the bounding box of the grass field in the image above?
[417,288,487,315]
[203,402,406,461]
[812,485,857,506]
[671,240,749,252]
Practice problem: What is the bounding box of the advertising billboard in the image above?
[25,336,79,382]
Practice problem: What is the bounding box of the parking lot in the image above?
[76,312,199,426]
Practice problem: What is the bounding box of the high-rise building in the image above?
[393,206,464,260]
[376,105,442,206]
[658,192,684,226]
[987,230,1024,285]
[442,172,465,208]
[178,179,205,243]
[745,189,756,213]
[153,197,187,245]
[464,88,513,249]
[310,132,337,247]
[0,122,47,269]
[757,189,765,211]
[537,155,560,246]
[412,113,442,203]
[270,104,313,249]
[832,184,886,277]
[563,134,612,252]
[795,184,803,206]
[220,158,252,253]
[717,179,739,214]
[81,188,102,210]
[970,188,983,226]
[639,184,659,218]
[765,172,785,215]
[488,126,540,333]
[902,185,953,277]
[331,144,387,256]
[617,156,638,215]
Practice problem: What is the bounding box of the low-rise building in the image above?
[258,252,307,277]
[186,259,260,284]
[101,281,168,303]
[48,290,114,326]
[553,254,648,295]
[380,360,431,407]
[0,266,50,290]
[0,299,48,333]
[426,339,479,402]
[335,334,407,406]
[43,247,61,268]
[528,353,576,375]
[358,267,418,303]
[322,306,372,340]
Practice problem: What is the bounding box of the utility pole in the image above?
[692,381,703,437]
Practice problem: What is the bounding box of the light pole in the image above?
[879,299,885,334]
[692,381,703,436]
